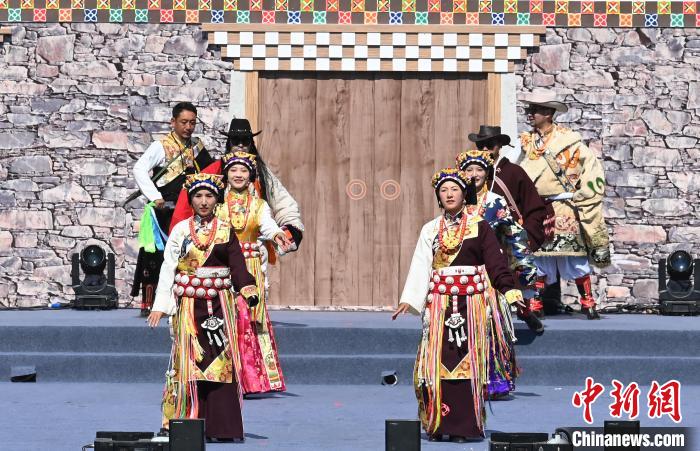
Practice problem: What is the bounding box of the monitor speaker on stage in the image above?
[385,419,419,451]
[604,420,640,451]
[169,418,205,451]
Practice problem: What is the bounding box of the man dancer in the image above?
[466,125,548,331]
[518,92,611,320]
[130,102,214,314]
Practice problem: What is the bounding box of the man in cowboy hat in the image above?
[468,125,548,251]
[466,125,549,333]
[518,91,611,320]
[130,102,214,313]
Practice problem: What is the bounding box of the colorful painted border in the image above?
[1,1,699,26]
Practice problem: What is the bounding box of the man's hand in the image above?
[274,233,294,253]
[392,303,411,320]
[147,311,165,328]
[154,199,166,209]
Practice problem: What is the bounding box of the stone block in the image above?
[163,33,208,57]
[0,210,53,230]
[606,286,630,298]
[38,128,90,149]
[641,198,690,217]
[668,227,700,243]
[40,182,92,203]
[0,179,39,191]
[0,80,48,96]
[632,279,658,299]
[632,147,681,168]
[0,257,23,272]
[9,156,52,175]
[93,131,129,150]
[532,44,571,72]
[69,158,117,176]
[36,64,59,78]
[61,225,94,238]
[61,61,118,79]
[7,114,44,127]
[77,207,125,227]
[0,66,28,81]
[36,34,75,63]
[612,224,666,243]
[606,170,657,188]
[158,85,208,102]
[0,231,13,252]
[557,71,614,88]
[667,172,700,193]
[14,233,38,248]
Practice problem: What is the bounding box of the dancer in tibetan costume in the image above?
[457,150,539,400]
[393,169,525,442]
[220,151,293,394]
[147,173,258,442]
[131,102,214,315]
[519,91,611,320]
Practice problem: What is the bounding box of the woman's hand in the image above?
[274,233,294,253]
[147,311,165,328]
[504,289,527,309]
[392,303,411,320]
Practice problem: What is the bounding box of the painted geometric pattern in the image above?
[1,0,700,26]
[208,27,540,72]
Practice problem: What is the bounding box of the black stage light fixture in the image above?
[385,419,419,451]
[71,245,118,310]
[381,370,398,385]
[92,431,167,451]
[169,419,205,451]
[658,250,700,315]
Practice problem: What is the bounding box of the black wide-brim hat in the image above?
[220,118,262,139]
[468,125,512,147]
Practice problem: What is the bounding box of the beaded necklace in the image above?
[189,216,218,251]
[438,211,468,253]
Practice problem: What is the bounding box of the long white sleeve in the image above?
[266,170,305,232]
[399,218,439,315]
[133,141,166,202]
[152,221,186,316]
[258,201,284,241]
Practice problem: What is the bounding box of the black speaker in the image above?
[604,420,640,451]
[169,419,205,451]
[385,419,419,451]
[71,253,81,287]
[107,253,116,286]
[490,432,554,451]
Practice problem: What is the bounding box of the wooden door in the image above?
[256,72,489,308]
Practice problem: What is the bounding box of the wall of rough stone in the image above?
[1,24,698,309]
[0,23,234,307]
[515,27,700,308]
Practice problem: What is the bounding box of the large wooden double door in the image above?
[256,72,490,308]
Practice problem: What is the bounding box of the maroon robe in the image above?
[491,158,548,252]
[433,220,516,438]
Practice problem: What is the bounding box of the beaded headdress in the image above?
[222,151,258,175]
[184,173,225,194]
[431,168,470,191]
[456,150,495,171]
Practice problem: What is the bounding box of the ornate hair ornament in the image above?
[431,168,471,191]
[222,151,258,174]
[456,150,495,171]
[184,173,225,194]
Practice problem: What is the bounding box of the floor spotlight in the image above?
[71,245,118,310]
[658,250,700,315]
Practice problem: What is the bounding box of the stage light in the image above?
[71,245,118,310]
[658,250,700,315]
[381,370,398,385]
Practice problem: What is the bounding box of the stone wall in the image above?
[1,24,699,308]
[515,27,700,308]
[0,23,233,307]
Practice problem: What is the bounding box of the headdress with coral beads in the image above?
[431,168,470,191]
[456,150,495,171]
[222,151,258,177]
[184,173,225,194]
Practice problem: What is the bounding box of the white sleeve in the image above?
[133,141,166,202]
[258,201,285,241]
[399,220,437,315]
[152,222,185,316]
[266,170,305,232]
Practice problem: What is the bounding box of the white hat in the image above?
[521,91,568,113]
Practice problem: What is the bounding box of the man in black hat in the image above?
[465,125,549,332]
[130,102,214,314]
[221,118,305,251]
[468,125,549,252]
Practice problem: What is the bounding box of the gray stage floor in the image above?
[1,383,697,451]
[2,308,699,331]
